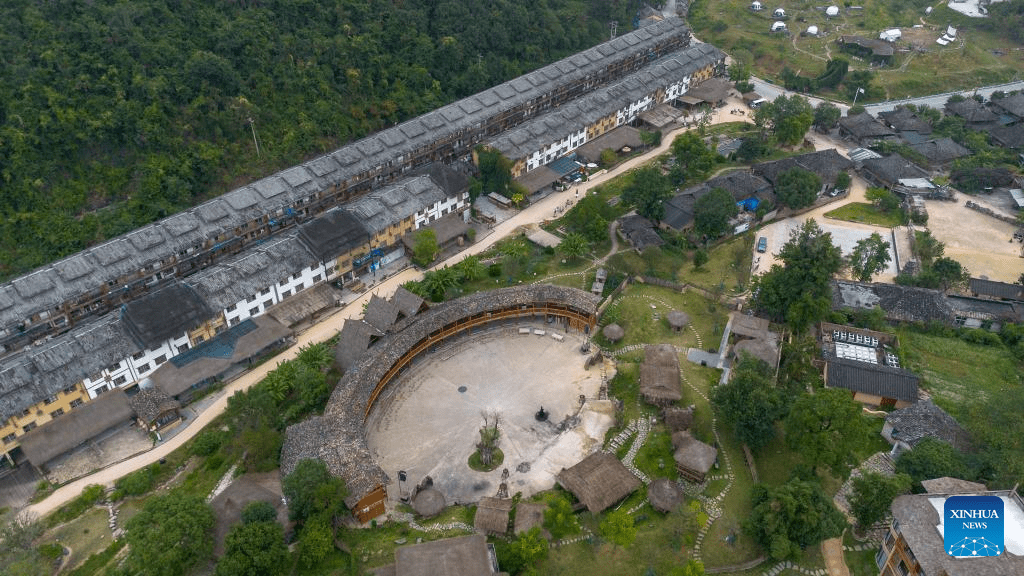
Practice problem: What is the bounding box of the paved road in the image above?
[750,76,1024,115]
[24,101,755,519]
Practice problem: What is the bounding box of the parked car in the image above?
[757,236,768,253]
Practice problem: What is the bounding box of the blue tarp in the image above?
[737,197,759,211]
[548,155,583,177]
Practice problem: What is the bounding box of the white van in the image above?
[750,98,768,109]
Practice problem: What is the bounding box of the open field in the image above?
[690,0,1024,101]
[48,508,113,572]
[923,193,1024,283]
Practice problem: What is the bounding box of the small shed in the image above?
[648,478,684,513]
[667,311,690,332]
[556,451,641,513]
[514,501,547,535]
[672,431,718,483]
[412,487,446,518]
[773,7,786,17]
[602,323,625,342]
[751,1,763,10]
[826,6,840,17]
[806,25,819,36]
[129,387,182,432]
[664,405,695,433]
[771,21,787,33]
[474,497,513,535]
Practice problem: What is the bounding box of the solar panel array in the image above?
[835,342,878,364]
[885,352,901,368]
[833,330,878,348]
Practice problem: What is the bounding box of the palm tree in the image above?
[559,233,589,262]
[502,238,529,260]
[455,255,485,281]
[421,266,461,301]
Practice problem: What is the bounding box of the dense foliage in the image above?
[752,219,843,332]
[693,187,739,240]
[744,479,845,561]
[122,493,215,576]
[215,520,289,576]
[850,471,912,530]
[784,389,867,477]
[622,166,672,223]
[0,0,638,279]
[711,355,786,449]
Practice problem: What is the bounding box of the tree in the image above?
[496,527,549,575]
[215,521,289,576]
[848,232,892,281]
[559,232,589,262]
[564,195,611,243]
[895,437,969,485]
[0,513,48,576]
[622,166,671,222]
[931,257,969,291]
[282,459,349,525]
[834,171,851,192]
[774,168,821,209]
[420,265,461,301]
[865,187,900,213]
[668,560,707,576]
[813,101,841,132]
[694,187,739,240]
[711,356,787,449]
[849,472,912,530]
[744,479,845,560]
[542,496,579,540]
[599,508,637,551]
[692,248,709,269]
[784,388,867,476]
[241,501,278,525]
[123,493,215,576]
[296,515,336,568]
[412,229,439,268]
[639,129,662,147]
[455,255,485,282]
[914,230,944,267]
[671,132,719,184]
[476,147,514,196]
[752,219,843,332]
[599,148,618,168]
[758,95,814,145]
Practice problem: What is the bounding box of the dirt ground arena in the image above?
[365,324,613,506]
[924,193,1024,283]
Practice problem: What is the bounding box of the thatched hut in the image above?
[640,344,682,406]
[556,451,641,513]
[128,387,182,432]
[602,323,625,342]
[514,502,547,535]
[412,487,446,518]
[667,310,690,332]
[733,337,780,367]
[648,478,684,513]
[672,431,718,483]
[474,497,513,535]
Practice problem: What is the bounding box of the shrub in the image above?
[113,463,159,500]
[48,484,106,526]
[191,429,226,457]
[241,501,278,525]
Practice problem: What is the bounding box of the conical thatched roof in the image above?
[667,310,690,329]
[648,478,683,513]
[602,323,625,342]
[413,487,446,518]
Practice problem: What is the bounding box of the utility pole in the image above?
[248,117,262,158]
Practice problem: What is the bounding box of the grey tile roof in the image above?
[343,176,447,236]
[662,186,702,230]
[575,126,644,164]
[860,154,931,186]
[391,287,426,320]
[991,92,1024,119]
[334,319,382,374]
[18,388,135,466]
[990,123,1024,148]
[826,356,919,402]
[488,44,725,161]
[839,112,897,140]
[187,235,318,312]
[704,170,773,201]
[969,278,1024,301]
[908,137,971,165]
[363,295,400,333]
[122,282,212,349]
[0,314,139,421]
[878,107,933,134]
[128,387,181,425]
[296,208,370,262]
[753,149,854,186]
[619,215,666,251]
[832,280,955,324]
[945,98,998,123]
[885,400,969,450]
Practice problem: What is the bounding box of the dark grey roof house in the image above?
[618,214,665,251]
[838,112,897,144]
[908,137,971,167]
[753,149,854,187]
[969,278,1024,301]
[825,356,919,406]
[990,123,1024,149]
[832,280,956,325]
[882,400,969,453]
[944,98,999,128]
[703,170,774,203]
[860,154,931,189]
[661,186,702,231]
[296,208,370,263]
[878,107,933,136]
[990,92,1024,123]
[121,282,212,349]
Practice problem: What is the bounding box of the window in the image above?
[249,308,259,317]
[226,303,237,312]
[22,422,37,433]
[50,408,64,419]
[884,530,895,551]
[875,548,887,570]
[2,433,16,444]
[114,375,127,385]
[133,351,144,361]
[94,384,108,395]
[43,395,57,405]
[21,409,31,418]
[139,363,151,374]
[312,274,322,283]
[280,290,291,299]
[155,354,167,365]
[897,561,908,576]
[70,399,83,409]
[63,386,76,395]
[179,342,189,351]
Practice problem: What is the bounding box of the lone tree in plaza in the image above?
[848,232,892,282]
[471,411,503,471]
[752,219,843,332]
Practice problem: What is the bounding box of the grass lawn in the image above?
[844,530,881,576]
[47,508,113,571]
[596,284,723,353]
[676,234,754,295]
[824,203,903,228]
[689,0,1024,101]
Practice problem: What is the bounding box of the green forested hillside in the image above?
[0,0,640,279]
